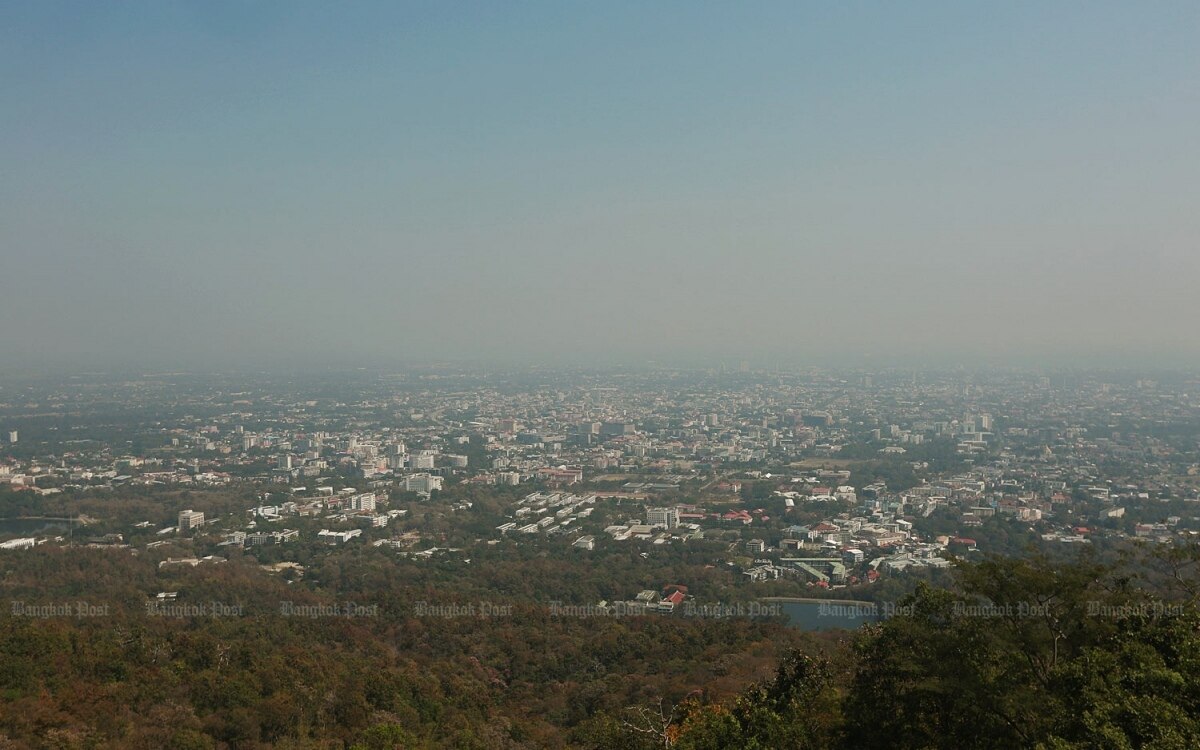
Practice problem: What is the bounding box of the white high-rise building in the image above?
[646,507,679,530]
[404,473,444,494]
[178,509,205,532]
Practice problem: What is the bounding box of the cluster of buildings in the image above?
[496,492,597,537]
[3,368,1200,605]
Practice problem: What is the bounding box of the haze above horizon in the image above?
[3,2,1198,370]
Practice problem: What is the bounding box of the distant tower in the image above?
[5,430,16,444]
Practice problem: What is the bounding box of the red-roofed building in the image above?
[722,510,753,524]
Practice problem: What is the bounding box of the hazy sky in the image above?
[3,2,1198,370]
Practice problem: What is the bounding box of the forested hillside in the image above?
[2,543,1198,749]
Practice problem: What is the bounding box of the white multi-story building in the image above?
[178,509,205,532]
[317,529,362,544]
[404,473,444,494]
[646,507,679,530]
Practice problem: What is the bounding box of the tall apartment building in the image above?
[498,471,521,486]
[404,473,444,494]
[647,507,679,530]
[178,509,205,532]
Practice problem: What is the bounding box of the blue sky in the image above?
[3,2,1198,369]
